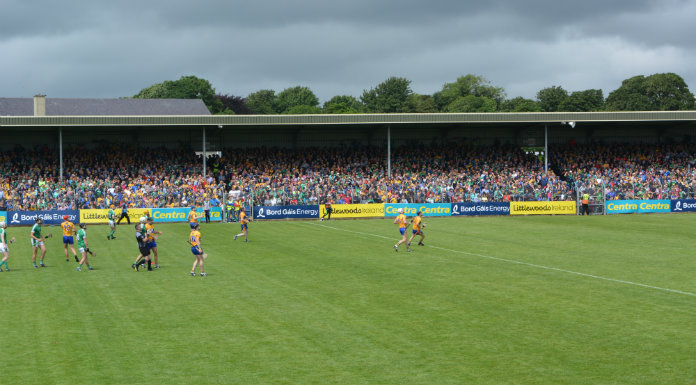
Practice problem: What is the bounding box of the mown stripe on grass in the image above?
[305,222,696,298]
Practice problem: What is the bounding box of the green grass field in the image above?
[1,214,694,384]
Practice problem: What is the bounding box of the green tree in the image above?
[405,94,439,113]
[536,86,568,112]
[433,74,506,111]
[606,73,695,111]
[216,94,250,115]
[246,90,277,114]
[500,97,542,112]
[275,86,320,114]
[133,75,223,113]
[361,77,413,113]
[323,95,363,114]
[285,105,322,114]
[443,95,498,112]
[133,83,169,99]
[558,89,605,112]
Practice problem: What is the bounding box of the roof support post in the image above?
[202,126,207,177]
[387,125,391,178]
[59,127,63,182]
[544,124,548,175]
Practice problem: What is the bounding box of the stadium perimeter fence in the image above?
[3,197,695,227]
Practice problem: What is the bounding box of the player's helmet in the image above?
[0,221,6,228]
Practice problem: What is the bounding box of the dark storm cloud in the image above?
[1,0,695,102]
[0,0,659,39]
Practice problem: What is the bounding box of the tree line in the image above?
[131,73,696,115]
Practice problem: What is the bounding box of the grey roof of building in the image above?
[0,97,211,116]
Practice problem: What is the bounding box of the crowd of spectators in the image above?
[1,143,694,211]
[0,145,226,211]
[553,143,696,200]
[213,144,572,206]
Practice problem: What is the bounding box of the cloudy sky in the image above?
[2,0,695,104]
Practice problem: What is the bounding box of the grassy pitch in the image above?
[1,214,694,384]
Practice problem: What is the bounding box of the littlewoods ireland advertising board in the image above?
[510,201,576,215]
[322,204,385,218]
[80,208,151,224]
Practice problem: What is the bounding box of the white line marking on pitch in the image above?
[305,222,696,298]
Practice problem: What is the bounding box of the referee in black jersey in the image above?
[117,201,131,224]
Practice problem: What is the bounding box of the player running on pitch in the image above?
[132,223,153,271]
[407,211,426,248]
[0,221,16,272]
[234,208,249,242]
[61,215,79,262]
[107,204,117,240]
[189,223,206,277]
[393,208,410,252]
[31,218,48,268]
[76,223,94,271]
[187,206,199,229]
[145,217,163,268]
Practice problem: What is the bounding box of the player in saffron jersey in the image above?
[61,215,79,262]
[189,224,206,276]
[145,217,163,268]
[407,211,425,248]
[187,207,199,229]
[393,208,410,252]
[234,208,249,242]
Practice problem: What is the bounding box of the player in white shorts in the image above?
[30,218,47,268]
[76,223,94,271]
[107,205,117,240]
[1,221,16,272]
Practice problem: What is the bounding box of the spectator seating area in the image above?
[1,143,694,210]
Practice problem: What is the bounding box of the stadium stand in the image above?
[1,99,694,210]
[1,143,694,210]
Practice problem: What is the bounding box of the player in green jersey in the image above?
[1,221,16,272]
[107,204,117,240]
[31,218,47,268]
[76,223,94,271]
